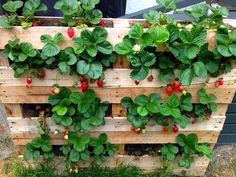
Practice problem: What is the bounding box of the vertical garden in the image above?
[0,0,236,176]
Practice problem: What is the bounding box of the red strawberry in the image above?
[26,83,31,88]
[136,129,142,134]
[178,85,185,93]
[81,82,88,93]
[135,80,140,85]
[215,81,220,88]
[26,77,32,84]
[219,79,224,86]
[97,80,104,88]
[173,126,179,133]
[67,28,75,38]
[162,127,168,132]
[33,22,39,26]
[130,127,135,132]
[166,86,173,96]
[99,20,105,27]
[51,87,60,95]
[79,77,85,83]
[173,81,181,91]
[38,71,46,78]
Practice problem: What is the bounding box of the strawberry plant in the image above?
[160,133,213,169]
[216,28,236,57]
[73,26,115,79]
[54,0,102,27]
[61,132,119,169]
[185,3,229,29]
[194,88,217,121]
[48,87,110,130]
[24,134,54,161]
[40,33,65,57]
[0,0,47,28]
[177,134,213,168]
[2,38,43,77]
[115,23,170,81]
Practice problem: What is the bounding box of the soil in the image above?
[125,144,162,156]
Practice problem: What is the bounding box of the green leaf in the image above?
[24,150,32,161]
[185,3,208,18]
[206,60,219,74]
[54,0,78,15]
[3,1,23,13]
[59,62,70,73]
[33,151,40,161]
[137,106,148,116]
[217,44,232,57]
[61,117,73,127]
[130,66,149,81]
[175,115,189,129]
[41,143,52,152]
[168,95,180,108]
[121,97,133,108]
[0,17,12,28]
[86,46,97,57]
[73,38,85,54]
[141,52,156,67]
[87,62,103,79]
[69,149,80,162]
[81,0,99,10]
[150,26,170,43]
[180,93,193,112]
[180,67,195,86]
[80,151,90,160]
[129,23,144,40]
[54,33,64,43]
[229,43,236,56]
[159,69,175,83]
[86,9,102,24]
[115,37,134,55]
[184,44,200,59]
[134,95,149,106]
[42,44,60,57]
[94,145,104,155]
[57,106,68,116]
[98,133,107,144]
[93,26,108,43]
[193,61,207,79]
[76,60,90,75]
[156,0,177,10]
[143,10,160,25]
[40,35,53,43]
[74,142,86,152]
[97,41,113,55]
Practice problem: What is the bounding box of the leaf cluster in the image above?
[48,87,110,131]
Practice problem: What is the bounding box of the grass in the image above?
[9,160,197,177]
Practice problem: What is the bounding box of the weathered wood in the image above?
[112,104,126,117]
[8,116,224,145]
[1,68,236,88]
[4,104,22,117]
[0,86,234,104]
[113,55,130,68]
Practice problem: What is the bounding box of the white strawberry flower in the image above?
[132,44,141,53]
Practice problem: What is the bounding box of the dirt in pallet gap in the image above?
[22,104,112,118]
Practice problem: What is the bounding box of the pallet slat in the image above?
[0,86,234,104]
[1,68,236,88]
[8,116,225,145]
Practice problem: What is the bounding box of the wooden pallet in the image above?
[0,18,236,176]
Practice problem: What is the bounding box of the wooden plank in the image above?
[116,145,125,155]
[0,27,217,51]
[2,68,236,88]
[4,104,22,117]
[113,55,130,68]
[0,86,234,104]
[112,104,126,117]
[0,55,9,67]
[212,104,229,116]
[8,116,224,145]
